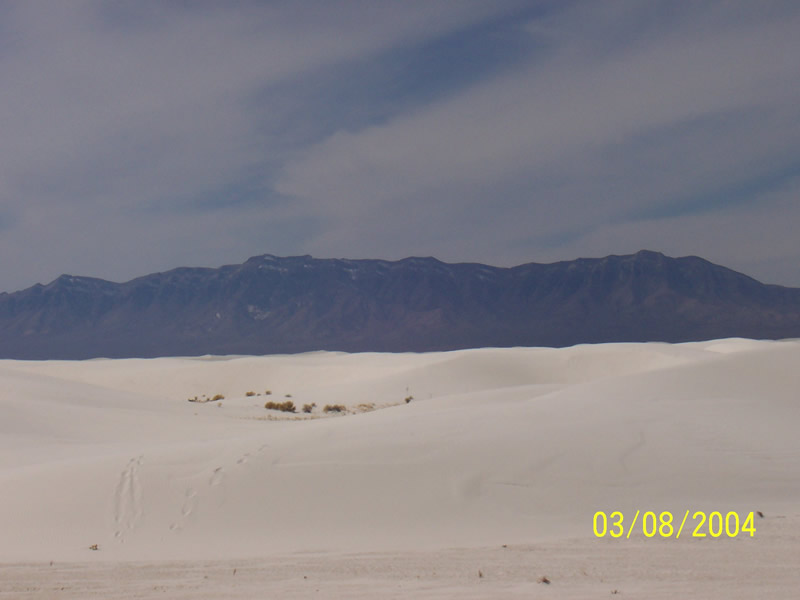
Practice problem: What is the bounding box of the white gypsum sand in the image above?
[0,339,798,598]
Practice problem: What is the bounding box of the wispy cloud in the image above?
[1,0,798,291]
[276,1,800,277]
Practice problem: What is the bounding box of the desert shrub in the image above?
[285,393,292,398]
[323,404,346,413]
[404,395,413,404]
[302,403,316,413]
[265,390,272,395]
[212,394,225,402]
[265,400,296,413]
[245,391,256,397]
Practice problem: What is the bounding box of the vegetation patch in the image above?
[188,394,225,403]
[265,400,297,413]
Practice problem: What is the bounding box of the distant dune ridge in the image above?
[1,250,800,359]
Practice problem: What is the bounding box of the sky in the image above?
[1,0,799,293]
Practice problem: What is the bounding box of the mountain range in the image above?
[1,250,799,359]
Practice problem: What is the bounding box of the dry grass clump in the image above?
[265,400,296,413]
[245,391,256,397]
[323,404,346,413]
[188,393,225,404]
[302,403,316,413]
[357,403,376,412]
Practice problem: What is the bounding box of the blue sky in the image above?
[1,0,799,292]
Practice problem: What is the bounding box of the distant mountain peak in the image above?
[633,249,665,258]
[1,251,799,359]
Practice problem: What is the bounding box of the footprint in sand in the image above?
[181,488,197,516]
[113,456,144,541]
[209,467,224,486]
[169,488,198,531]
[171,449,263,533]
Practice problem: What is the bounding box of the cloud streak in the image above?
[277,1,800,271]
[1,0,799,292]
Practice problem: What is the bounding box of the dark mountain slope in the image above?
[1,250,799,359]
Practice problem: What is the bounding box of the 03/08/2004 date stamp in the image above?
[593,510,759,539]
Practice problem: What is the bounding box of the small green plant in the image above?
[302,403,316,413]
[265,400,296,413]
[245,391,256,397]
[323,404,346,413]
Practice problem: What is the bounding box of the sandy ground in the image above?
[1,339,798,597]
[3,525,798,600]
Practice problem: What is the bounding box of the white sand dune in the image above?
[1,339,798,597]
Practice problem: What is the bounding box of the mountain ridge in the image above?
[1,250,799,359]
